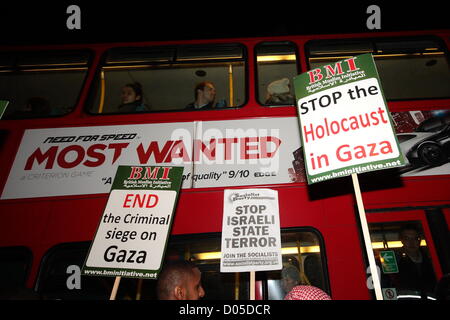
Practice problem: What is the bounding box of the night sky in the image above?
[1,2,449,45]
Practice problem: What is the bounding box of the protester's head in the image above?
[121,82,143,105]
[194,81,216,105]
[281,265,300,294]
[157,260,205,300]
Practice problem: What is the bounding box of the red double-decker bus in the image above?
[0,29,449,300]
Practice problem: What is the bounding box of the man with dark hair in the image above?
[157,260,205,300]
[118,82,148,112]
[185,81,217,110]
[281,265,300,294]
[396,225,437,298]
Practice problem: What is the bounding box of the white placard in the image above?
[294,54,405,184]
[84,189,177,278]
[220,189,282,272]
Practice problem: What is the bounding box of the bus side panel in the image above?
[42,197,108,244]
[362,177,450,207]
[277,186,371,299]
[172,191,225,235]
[323,225,371,300]
[0,201,52,289]
[0,202,51,246]
[322,195,372,300]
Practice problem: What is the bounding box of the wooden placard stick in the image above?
[109,276,121,300]
[249,271,255,300]
[351,173,383,300]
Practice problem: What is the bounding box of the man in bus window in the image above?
[156,260,205,300]
[118,82,148,112]
[8,97,51,119]
[265,78,294,105]
[396,225,437,299]
[185,81,225,110]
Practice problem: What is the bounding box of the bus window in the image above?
[265,229,329,300]
[0,51,90,119]
[0,246,33,299]
[37,241,165,300]
[35,236,249,300]
[36,242,118,300]
[166,234,249,300]
[369,221,438,300]
[256,42,298,106]
[306,37,450,100]
[88,43,246,114]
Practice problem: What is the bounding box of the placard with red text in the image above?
[82,165,183,279]
[294,53,405,184]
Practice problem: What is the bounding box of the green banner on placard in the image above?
[0,100,9,119]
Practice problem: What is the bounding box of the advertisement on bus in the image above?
[1,110,449,199]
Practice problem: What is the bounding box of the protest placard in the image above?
[293,54,405,300]
[82,165,183,298]
[221,188,282,300]
[294,53,405,184]
[221,189,282,273]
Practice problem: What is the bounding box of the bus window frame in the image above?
[167,227,331,300]
[254,40,300,108]
[33,226,331,300]
[304,35,450,102]
[34,241,91,298]
[164,232,248,300]
[0,49,93,120]
[259,226,331,300]
[85,43,248,116]
[366,206,445,281]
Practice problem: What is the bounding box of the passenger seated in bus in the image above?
[118,82,148,112]
[8,97,51,119]
[281,265,300,294]
[265,78,295,105]
[395,225,437,298]
[281,265,331,300]
[185,81,226,110]
[156,260,205,300]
